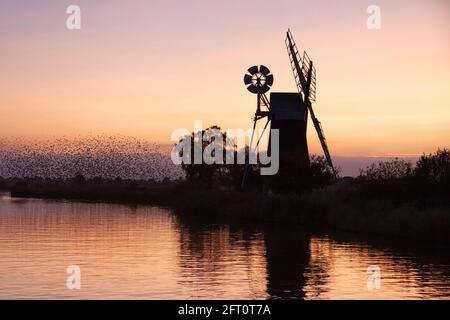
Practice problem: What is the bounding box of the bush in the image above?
[176,125,229,186]
[359,158,413,181]
[357,148,449,204]
[175,126,260,189]
[415,148,450,184]
[310,154,336,189]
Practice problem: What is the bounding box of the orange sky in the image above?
[0,0,448,157]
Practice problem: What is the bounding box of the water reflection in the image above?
[176,222,268,299]
[0,194,449,299]
[175,215,450,300]
[263,225,310,300]
[303,234,450,299]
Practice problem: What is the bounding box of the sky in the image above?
[0,0,449,158]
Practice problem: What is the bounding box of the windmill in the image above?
[241,61,310,190]
[241,30,336,189]
[285,29,336,176]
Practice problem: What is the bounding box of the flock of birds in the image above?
[0,135,184,181]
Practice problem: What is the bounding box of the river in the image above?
[0,193,449,299]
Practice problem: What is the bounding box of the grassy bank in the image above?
[8,177,450,243]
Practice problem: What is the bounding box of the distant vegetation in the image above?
[1,148,449,242]
[175,125,335,192]
[357,149,449,203]
[176,125,259,189]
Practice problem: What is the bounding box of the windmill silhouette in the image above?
[241,29,336,189]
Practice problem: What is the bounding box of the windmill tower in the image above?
[241,29,336,190]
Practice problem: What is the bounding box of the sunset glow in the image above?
[1,0,449,157]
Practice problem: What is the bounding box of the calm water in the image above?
[0,192,449,300]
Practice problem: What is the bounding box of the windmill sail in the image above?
[285,29,336,176]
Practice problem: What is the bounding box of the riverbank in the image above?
[7,177,450,243]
